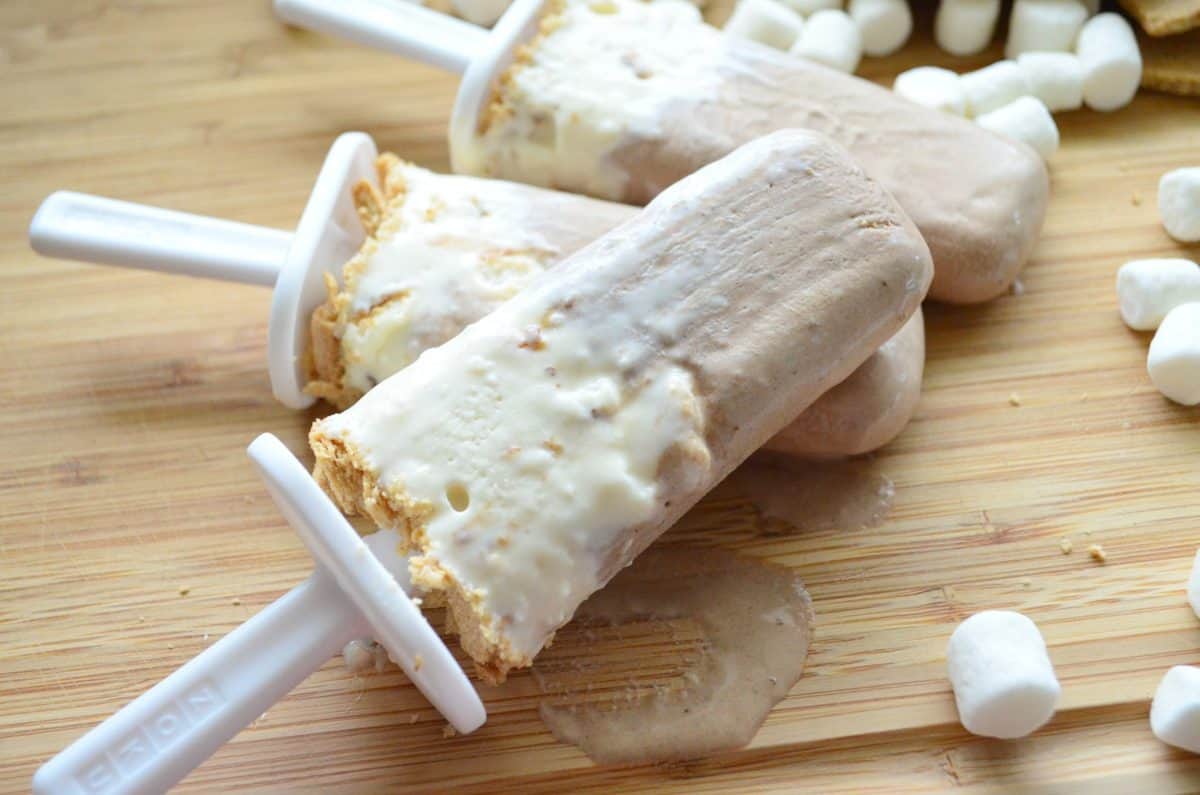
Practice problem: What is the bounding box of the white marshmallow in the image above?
[1151,666,1200,754]
[848,0,911,56]
[725,0,806,51]
[1159,168,1200,243]
[1116,259,1200,331]
[1017,52,1085,112]
[893,66,967,116]
[1148,302,1200,406]
[975,96,1059,161]
[782,0,842,13]
[1076,13,1142,112]
[1188,550,1200,620]
[1005,0,1089,58]
[935,0,1001,56]
[947,611,1061,739]
[961,60,1031,117]
[790,9,862,73]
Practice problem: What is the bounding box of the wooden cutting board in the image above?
[2,2,1199,792]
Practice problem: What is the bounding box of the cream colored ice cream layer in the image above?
[463,0,1048,304]
[311,131,933,678]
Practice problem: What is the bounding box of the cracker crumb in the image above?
[1088,544,1107,563]
[1060,538,1073,555]
[442,724,458,739]
[1009,392,1022,407]
[413,654,424,672]
[178,586,191,597]
[231,598,241,606]
[1131,191,1143,206]
[410,713,419,724]
[138,616,146,623]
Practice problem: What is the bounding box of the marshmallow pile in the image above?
[723,0,913,73]
[894,9,1143,163]
[1114,170,1200,406]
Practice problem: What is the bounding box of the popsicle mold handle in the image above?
[274,0,488,75]
[29,191,291,287]
[32,573,367,795]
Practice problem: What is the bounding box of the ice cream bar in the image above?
[310,155,927,456]
[275,0,1047,304]
[309,130,934,680]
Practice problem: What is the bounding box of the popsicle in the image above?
[309,130,934,681]
[32,434,483,795]
[274,0,1048,304]
[312,154,927,455]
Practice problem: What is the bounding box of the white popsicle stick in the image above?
[29,132,377,410]
[274,0,489,75]
[32,434,485,795]
[29,193,290,287]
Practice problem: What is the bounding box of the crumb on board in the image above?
[1060,538,1073,555]
[442,725,458,739]
[178,586,190,597]
[1009,392,1022,407]
[410,713,419,724]
[231,598,241,606]
[1088,544,1107,563]
[1132,191,1143,206]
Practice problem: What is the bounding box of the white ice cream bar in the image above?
[934,0,1000,56]
[1159,168,1200,243]
[1005,0,1088,58]
[276,0,1048,305]
[946,610,1061,739]
[1151,666,1200,754]
[310,131,933,680]
[313,156,927,457]
[1115,258,1200,331]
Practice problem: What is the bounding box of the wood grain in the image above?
[2,2,1199,793]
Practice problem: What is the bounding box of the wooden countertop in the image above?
[3,2,1199,792]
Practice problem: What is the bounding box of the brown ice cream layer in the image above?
[310,130,932,679]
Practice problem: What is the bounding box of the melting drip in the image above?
[533,545,812,764]
[728,451,895,532]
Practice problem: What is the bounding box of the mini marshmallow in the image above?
[947,611,1061,739]
[725,0,806,51]
[935,0,1001,56]
[1005,0,1089,58]
[1151,666,1200,754]
[848,0,911,57]
[1188,549,1200,620]
[1076,13,1142,112]
[961,60,1031,117]
[782,0,842,13]
[894,66,967,116]
[1115,258,1200,331]
[790,9,862,73]
[1017,52,1085,112]
[1159,168,1200,243]
[1148,302,1200,406]
[975,96,1059,160]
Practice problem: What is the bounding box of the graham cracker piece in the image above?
[1140,29,1200,95]
[1120,0,1200,35]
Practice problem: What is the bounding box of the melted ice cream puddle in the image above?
[533,545,812,763]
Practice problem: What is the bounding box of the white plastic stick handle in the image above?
[30,191,292,287]
[274,0,488,75]
[32,572,367,795]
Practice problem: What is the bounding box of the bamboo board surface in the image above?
[2,1,1200,792]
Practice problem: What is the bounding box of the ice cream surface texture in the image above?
[458,0,1047,304]
[309,156,928,456]
[310,131,933,680]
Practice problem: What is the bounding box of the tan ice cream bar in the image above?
[309,131,934,680]
[311,155,927,457]
[446,0,1048,305]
